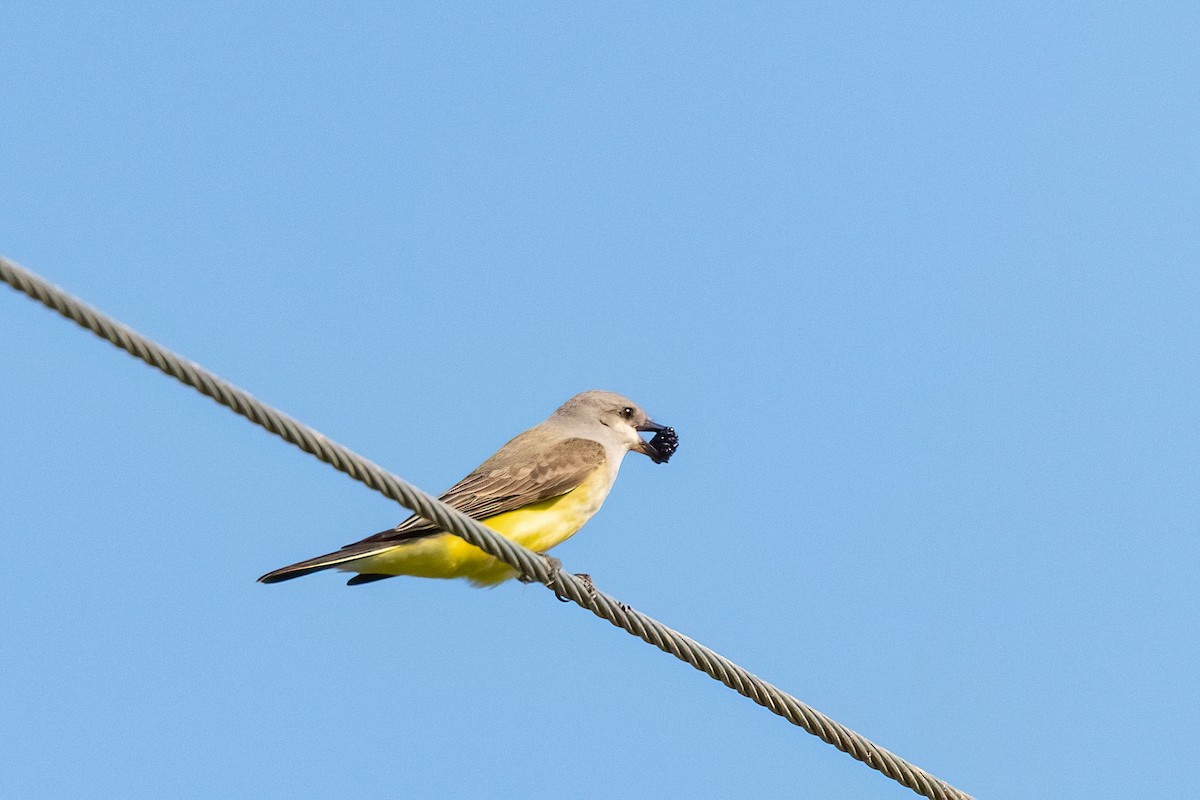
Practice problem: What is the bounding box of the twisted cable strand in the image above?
[1,256,972,800]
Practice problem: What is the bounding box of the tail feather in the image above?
[257,545,388,584]
[345,573,395,586]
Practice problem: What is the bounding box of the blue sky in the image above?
[3,4,1198,798]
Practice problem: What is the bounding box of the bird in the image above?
[258,390,678,587]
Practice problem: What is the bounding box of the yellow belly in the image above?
[343,466,613,586]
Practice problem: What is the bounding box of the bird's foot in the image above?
[518,555,566,596]
[518,555,560,582]
[538,555,574,602]
[524,555,600,605]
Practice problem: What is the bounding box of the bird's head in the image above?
[552,390,678,464]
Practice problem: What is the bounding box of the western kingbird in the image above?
[258,390,678,586]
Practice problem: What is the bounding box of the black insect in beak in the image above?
[635,420,679,464]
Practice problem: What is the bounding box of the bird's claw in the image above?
[523,555,572,601]
[518,554,561,585]
[525,556,599,605]
[546,557,574,603]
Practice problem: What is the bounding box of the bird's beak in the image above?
[635,420,679,464]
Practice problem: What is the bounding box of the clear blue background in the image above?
[3,4,1197,798]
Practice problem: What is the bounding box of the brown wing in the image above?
[348,434,607,547]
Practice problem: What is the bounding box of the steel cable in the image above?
[1,256,973,800]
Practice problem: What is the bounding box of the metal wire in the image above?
[1,256,973,800]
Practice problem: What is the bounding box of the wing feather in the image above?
[348,434,606,547]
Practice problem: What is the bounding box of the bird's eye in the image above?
[621,407,633,419]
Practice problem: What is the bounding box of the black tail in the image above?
[257,561,335,583]
[257,544,389,584]
[345,573,395,586]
